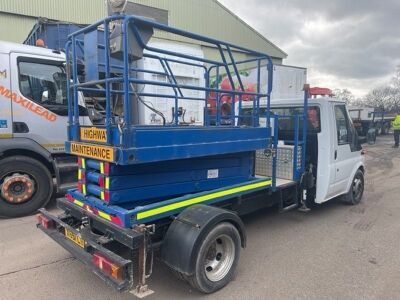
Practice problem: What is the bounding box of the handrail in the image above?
[66,14,274,148]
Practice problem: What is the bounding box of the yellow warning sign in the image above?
[80,127,107,143]
[70,142,114,162]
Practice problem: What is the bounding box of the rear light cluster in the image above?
[37,214,55,229]
[92,252,124,281]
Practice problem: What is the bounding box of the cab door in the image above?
[0,53,12,139]
[10,53,71,153]
[332,104,360,195]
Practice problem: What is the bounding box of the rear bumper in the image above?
[37,206,140,292]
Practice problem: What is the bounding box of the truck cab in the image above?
[267,97,365,205]
[0,41,90,217]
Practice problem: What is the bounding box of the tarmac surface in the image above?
[1,135,400,300]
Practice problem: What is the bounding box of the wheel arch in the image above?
[0,138,54,175]
[345,161,365,193]
[161,204,246,276]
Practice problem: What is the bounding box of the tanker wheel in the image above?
[0,156,53,218]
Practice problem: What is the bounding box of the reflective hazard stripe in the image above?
[105,177,110,189]
[74,199,84,207]
[100,162,104,174]
[81,158,86,169]
[78,169,82,180]
[101,191,105,200]
[66,196,123,226]
[82,184,87,195]
[98,210,112,221]
[136,179,272,220]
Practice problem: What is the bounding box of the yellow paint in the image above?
[70,142,114,162]
[81,158,86,169]
[41,143,65,148]
[0,133,12,139]
[64,228,85,248]
[80,127,107,143]
[137,180,272,220]
[98,211,112,221]
[73,199,84,207]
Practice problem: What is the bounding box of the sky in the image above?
[218,0,400,98]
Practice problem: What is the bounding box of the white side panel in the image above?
[138,40,205,125]
[271,65,307,101]
[240,64,307,112]
[0,53,12,138]
[348,107,374,121]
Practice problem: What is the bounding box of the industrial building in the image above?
[0,0,286,63]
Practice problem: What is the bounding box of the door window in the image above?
[18,61,67,107]
[335,105,351,144]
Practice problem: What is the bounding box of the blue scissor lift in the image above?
[62,14,304,228]
[38,14,310,296]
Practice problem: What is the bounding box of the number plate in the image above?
[64,228,85,248]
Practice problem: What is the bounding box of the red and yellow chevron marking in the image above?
[105,177,110,189]
[77,182,87,195]
[99,162,110,175]
[100,190,110,202]
[65,194,123,226]
[78,157,86,169]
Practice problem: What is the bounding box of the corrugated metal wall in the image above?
[0,13,36,43]
[0,0,104,24]
[0,0,286,60]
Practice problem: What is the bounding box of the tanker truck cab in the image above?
[265,97,365,206]
[0,41,90,217]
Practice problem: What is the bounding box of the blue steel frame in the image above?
[270,88,309,190]
[65,15,274,165]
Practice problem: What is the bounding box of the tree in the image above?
[364,86,393,110]
[332,88,355,104]
[390,65,400,112]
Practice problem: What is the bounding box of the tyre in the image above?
[342,169,364,205]
[0,156,53,218]
[186,222,241,294]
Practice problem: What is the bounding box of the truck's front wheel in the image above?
[187,222,241,293]
[0,156,53,218]
[342,169,364,205]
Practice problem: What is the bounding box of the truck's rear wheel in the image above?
[187,222,241,293]
[342,169,364,205]
[0,156,53,218]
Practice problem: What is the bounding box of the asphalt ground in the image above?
[1,135,400,300]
